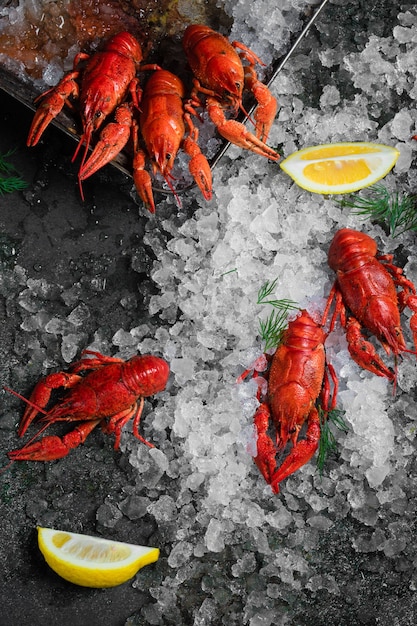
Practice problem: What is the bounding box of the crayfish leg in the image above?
[397,291,417,354]
[103,398,154,450]
[70,350,123,373]
[132,396,154,448]
[320,362,339,413]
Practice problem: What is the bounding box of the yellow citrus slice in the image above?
[280,142,400,194]
[37,526,159,588]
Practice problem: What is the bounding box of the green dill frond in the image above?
[257,278,298,350]
[340,184,417,238]
[316,407,348,474]
[0,176,28,196]
[221,268,238,277]
[328,408,349,432]
[0,149,18,175]
[259,308,288,351]
[257,279,298,310]
[257,278,279,305]
[0,150,27,195]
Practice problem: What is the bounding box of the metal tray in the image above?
[0,0,329,194]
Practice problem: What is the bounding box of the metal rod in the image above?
[208,0,330,171]
[267,0,330,87]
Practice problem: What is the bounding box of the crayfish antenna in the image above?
[0,459,14,474]
[78,179,85,201]
[238,101,256,129]
[72,122,94,167]
[72,126,94,201]
[13,422,52,449]
[163,172,182,209]
[3,386,48,415]
[0,410,52,474]
[392,356,399,396]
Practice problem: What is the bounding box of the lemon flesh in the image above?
[280,142,400,194]
[37,526,159,588]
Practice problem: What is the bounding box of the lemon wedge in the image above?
[37,526,159,588]
[280,142,400,194]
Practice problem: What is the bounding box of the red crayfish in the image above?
[323,228,417,384]
[5,350,169,462]
[27,32,158,200]
[240,309,338,494]
[132,68,212,213]
[183,24,279,162]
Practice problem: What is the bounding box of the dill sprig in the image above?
[0,149,28,195]
[341,184,417,238]
[0,149,18,175]
[317,407,349,474]
[259,309,290,351]
[0,176,28,196]
[257,278,298,351]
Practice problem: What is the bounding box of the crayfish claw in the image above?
[244,65,278,143]
[8,434,73,462]
[133,165,156,214]
[8,420,101,462]
[346,318,395,382]
[253,403,277,485]
[16,371,82,437]
[79,103,133,182]
[27,74,79,147]
[183,136,213,201]
[207,102,280,161]
[270,409,321,494]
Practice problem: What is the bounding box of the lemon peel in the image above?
[37,526,159,588]
[280,142,400,194]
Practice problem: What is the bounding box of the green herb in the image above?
[257,278,298,350]
[317,407,348,474]
[0,176,28,195]
[259,309,288,351]
[341,184,417,238]
[0,149,17,174]
[221,268,238,277]
[0,483,12,505]
[0,149,28,195]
